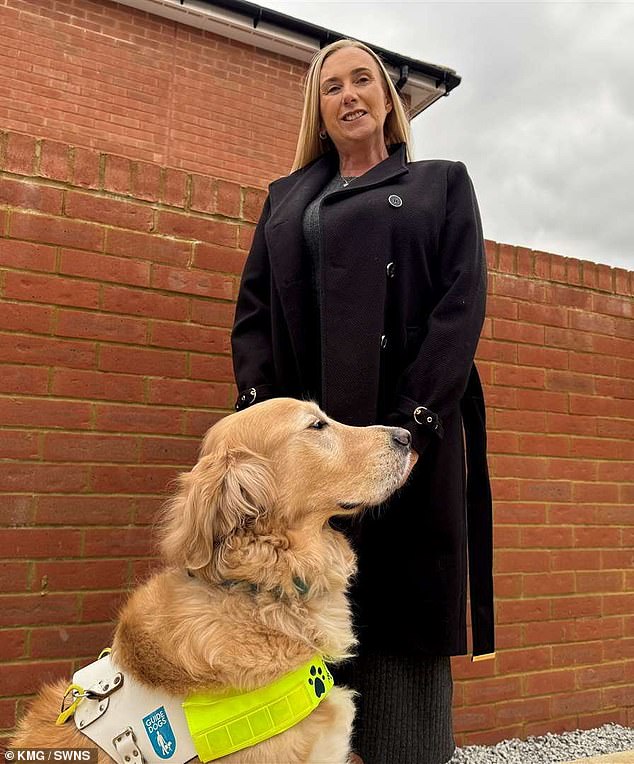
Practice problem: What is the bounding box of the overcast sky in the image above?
[259,0,634,272]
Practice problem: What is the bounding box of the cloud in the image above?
[261,0,634,270]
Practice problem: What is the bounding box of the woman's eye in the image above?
[309,420,328,430]
[325,85,340,94]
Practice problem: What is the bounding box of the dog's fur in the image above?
[12,398,416,763]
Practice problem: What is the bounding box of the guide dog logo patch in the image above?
[143,705,177,759]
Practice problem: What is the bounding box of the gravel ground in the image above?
[448,724,634,763]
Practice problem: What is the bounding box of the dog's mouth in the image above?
[336,451,417,512]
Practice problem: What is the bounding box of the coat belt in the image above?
[461,365,495,659]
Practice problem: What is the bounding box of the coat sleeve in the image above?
[231,195,278,410]
[386,161,487,453]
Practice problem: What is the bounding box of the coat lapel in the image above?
[264,144,409,402]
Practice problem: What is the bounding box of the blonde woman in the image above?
[232,39,494,764]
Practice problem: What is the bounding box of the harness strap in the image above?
[112,727,145,764]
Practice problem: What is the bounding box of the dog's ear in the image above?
[159,447,275,571]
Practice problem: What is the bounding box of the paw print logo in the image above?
[308,664,326,698]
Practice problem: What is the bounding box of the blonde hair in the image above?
[291,38,412,172]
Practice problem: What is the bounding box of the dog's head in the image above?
[159,398,416,588]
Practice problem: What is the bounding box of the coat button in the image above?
[386,261,395,278]
[388,194,402,208]
[380,334,388,350]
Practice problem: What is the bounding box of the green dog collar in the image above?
[183,656,334,762]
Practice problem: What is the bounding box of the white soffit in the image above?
[116,0,446,117]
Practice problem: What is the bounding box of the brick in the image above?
[496,697,550,725]
[523,573,575,596]
[0,629,28,661]
[193,242,247,273]
[59,248,150,287]
[0,302,53,333]
[161,168,188,208]
[453,705,496,732]
[0,333,95,369]
[1,494,35,526]
[0,238,57,271]
[603,593,634,616]
[0,396,92,429]
[103,154,132,194]
[517,345,568,370]
[493,319,544,345]
[148,378,231,408]
[553,641,604,666]
[0,365,48,396]
[576,662,626,689]
[524,670,575,697]
[0,562,30,593]
[516,389,568,413]
[238,223,255,251]
[593,293,633,318]
[99,344,186,377]
[0,594,79,627]
[35,495,133,526]
[552,595,602,619]
[190,174,214,213]
[72,146,101,189]
[215,179,241,218]
[0,461,90,493]
[3,132,36,174]
[546,369,594,394]
[183,408,225,437]
[0,528,81,559]
[494,364,545,389]
[30,623,114,659]
[94,403,184,435]
[105,228,191,266]
[242,187,266,223]
[524,620,576,646]
[101,284,189,321]
[498,598,551,625]
[10,210,104,250]
[151,263,234,299]
[83,527,154,557]
[575,616,624,642]
[65,191,154,231]
[139,436,198,465]
[492,273,547,303]
[132,161,161,202]
[56,309,147,345]
[518,302,568,328]
[4,271,100,308]
[1,660,72,695]
[190,299,236,328]
[150,320,230,353]
[495,550,550,573]
[81,591,128,623]
[38,139,70,182]
[497,646,551,674]
[0,698,18,729]
[0,176,63,214]
[552,689,602,715]
[156,210,238,247]
[43,431,138,462]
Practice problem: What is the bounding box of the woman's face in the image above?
[319,47,392,155]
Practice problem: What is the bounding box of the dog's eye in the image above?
[309,419,328,430]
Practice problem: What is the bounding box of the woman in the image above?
[231,38,494,764]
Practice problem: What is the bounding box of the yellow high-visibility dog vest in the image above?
[59,652,334,763]
[184,656,334,760]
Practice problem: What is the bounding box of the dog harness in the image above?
[57,651,333,763]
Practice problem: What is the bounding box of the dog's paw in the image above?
[308,664,327,698]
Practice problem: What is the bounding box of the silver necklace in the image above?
[339,174,356,187]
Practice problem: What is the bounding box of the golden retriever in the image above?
[12,398,416,763]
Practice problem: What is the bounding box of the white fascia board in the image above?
[117,0,445,117]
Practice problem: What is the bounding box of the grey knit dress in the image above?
[302,175,456,764]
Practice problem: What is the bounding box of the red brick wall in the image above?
[1,0,633,751]
[0,0,304,187]
[1,127,633,748]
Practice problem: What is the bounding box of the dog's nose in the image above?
[391,427,411,449]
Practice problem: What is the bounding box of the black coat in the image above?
[231,144,494,658]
